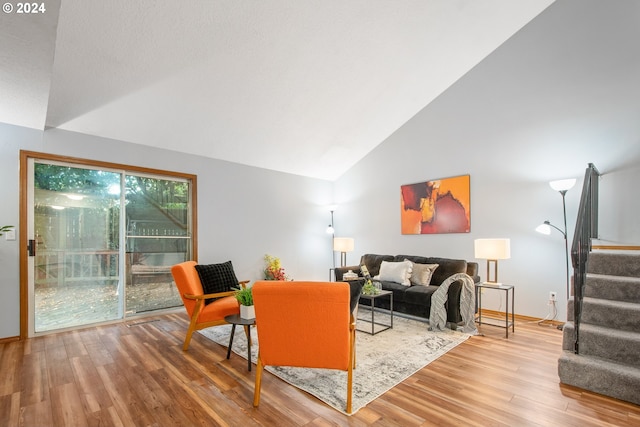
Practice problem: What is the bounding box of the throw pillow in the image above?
[374,260,413,286]
[408,261,439,286]
[195,261,239,305]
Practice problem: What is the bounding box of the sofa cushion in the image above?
[375,260,413,286]
[408,262,439,286]
[404,284,439,306]
[378,280,411,303]
[360,254,395,277]
[395,255,467,286]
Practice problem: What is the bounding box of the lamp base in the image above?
[486,259,501,283]
[482,281,503,287]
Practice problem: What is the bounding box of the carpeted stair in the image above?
[558,251,640,405]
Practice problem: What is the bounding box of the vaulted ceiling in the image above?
[1,0,554,180]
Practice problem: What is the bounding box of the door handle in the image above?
[28,239,36,257]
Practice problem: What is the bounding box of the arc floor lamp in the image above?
[536,178,576,300]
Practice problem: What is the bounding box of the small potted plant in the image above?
[0,225,14,236]
[234,286,255,319]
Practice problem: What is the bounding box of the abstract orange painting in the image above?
[401,175,470,234]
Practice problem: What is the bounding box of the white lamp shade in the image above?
[333,237,354,252]
[535,223,551,235]
[474,238,511,260]
[549,178,576,192]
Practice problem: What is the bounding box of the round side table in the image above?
[224,314,256,371]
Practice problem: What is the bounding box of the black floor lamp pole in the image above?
[561,190,570,300]
[538,178,576,331]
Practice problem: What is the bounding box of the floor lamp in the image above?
[536,178,576,300]
[326,209,335,269]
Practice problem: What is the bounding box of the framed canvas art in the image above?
[401,174,470,234]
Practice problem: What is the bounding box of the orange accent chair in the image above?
[171,261,248,351]
[251,281,356,413]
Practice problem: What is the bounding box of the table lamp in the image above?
[333,237,354,267]
[474,238,511,284]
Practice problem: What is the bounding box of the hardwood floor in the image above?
[1,313,639,427]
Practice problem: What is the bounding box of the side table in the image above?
[475,283,515,338]
[357,289,394,335]
[224,314,255,371]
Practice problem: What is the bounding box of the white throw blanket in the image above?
[429,273,478,335]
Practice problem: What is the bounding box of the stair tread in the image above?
[558,350,640,406]
[587,252,640,277]
[576,322,640,339]
[587,273,640,283]
[582,296,640,309]
[584,273,640,304]
[560,350,640,373]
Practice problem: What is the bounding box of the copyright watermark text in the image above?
[3,3,47,14]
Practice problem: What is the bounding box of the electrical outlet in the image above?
[549,291,557,301]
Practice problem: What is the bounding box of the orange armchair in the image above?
[171,261,248,351]
[251,281,356,413]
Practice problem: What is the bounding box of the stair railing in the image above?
[571,163,600,354]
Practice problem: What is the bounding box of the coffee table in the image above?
[357,289,394,335]
[224,314,255,371]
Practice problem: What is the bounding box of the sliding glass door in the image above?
[26,155,193,335]
[124,175,190,315]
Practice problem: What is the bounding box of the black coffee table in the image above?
[224,314,255,371]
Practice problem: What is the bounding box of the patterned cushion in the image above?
[195,261,239,305]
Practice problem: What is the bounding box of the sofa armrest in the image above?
[466,262,481,283]
[334,265,361,281]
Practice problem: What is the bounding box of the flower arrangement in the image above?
[264,254,291,281]
[362,279,380,296]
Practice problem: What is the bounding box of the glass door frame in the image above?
[19,150,198,339]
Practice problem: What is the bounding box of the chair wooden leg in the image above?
[350,315,357,369]
[183,302,204,351]
[253,357,264,407]
[346,332,355,413]
[183,326,195,351]
[346,362,353,414]
[351,328,357,369]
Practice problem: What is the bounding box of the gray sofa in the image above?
[335,254,479,325]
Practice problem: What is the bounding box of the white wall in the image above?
[0,124,334,339]
[333,0,640,321]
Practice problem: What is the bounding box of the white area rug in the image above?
[199,310,469,414]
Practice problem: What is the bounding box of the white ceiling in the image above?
[1,0,554,180]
